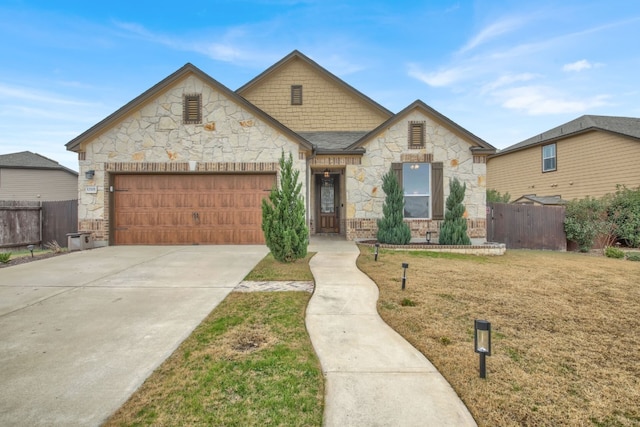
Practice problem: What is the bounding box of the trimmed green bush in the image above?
[377,168,411,245]
[261,151,308,263]
[487,189,511,203]
[564,197,608,252]
[439,178,471,245]
[604,246,625,259]
[607,185,640,248]
[625,253,640,262]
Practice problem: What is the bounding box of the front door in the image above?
[317,173,339,233]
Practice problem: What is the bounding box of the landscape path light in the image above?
[474,319,491,379]
[401,262,409,290]
[27,244,35,258]
[426,231,432,244]
[374,243,380,261]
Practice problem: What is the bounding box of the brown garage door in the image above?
[113,174,275,245]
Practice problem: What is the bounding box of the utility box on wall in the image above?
[67,232,94,251]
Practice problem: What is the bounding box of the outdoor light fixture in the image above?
[474,319,492,378]
[426,231,432,244]
[401,262,409,290]
[27,244,34,258]
[85,170,95,179]
[374,242,380,261]
[323,168,330,178]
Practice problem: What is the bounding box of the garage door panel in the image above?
[114,174,275,245]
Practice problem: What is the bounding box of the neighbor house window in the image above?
[403,163,431,218]
[291,85,303,105]
[183,93,202,124]
[542,143,556,172]
[408,122,425,148]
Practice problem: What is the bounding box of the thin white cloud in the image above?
[0,84,96,107]
[495,85,611,115]
[407,64,470,87]
[458,17,524,54]
[480,73,540,94]
[563,59,592,72]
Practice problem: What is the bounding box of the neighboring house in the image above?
[0,151,78,201]
[65,50,495,246]
[487,115,640,202]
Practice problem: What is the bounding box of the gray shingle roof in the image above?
[495,115,640,156]
[513,194,567,205]
[298,132,368,151]
[0,151,77,175]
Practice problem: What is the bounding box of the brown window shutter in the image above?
[391,163,402,188]
[291,85,303,105]
[432,162,444,220]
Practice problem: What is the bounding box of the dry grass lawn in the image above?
[357,247,640,427]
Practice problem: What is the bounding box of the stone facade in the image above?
[345,109,488,240]
[76,74,306,246]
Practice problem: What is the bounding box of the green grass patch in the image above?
[105,292,323,427]
[244,252,315,281]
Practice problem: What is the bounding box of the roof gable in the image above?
[66,63,312,152]
[348,100,495,152]
[493,115,640,157]
[0,151,78,175]
[237,50,393,119]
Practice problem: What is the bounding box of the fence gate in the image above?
[487,202,567,250]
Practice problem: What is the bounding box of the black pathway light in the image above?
[401,262,409,290]
[474,319,492,378]
[27,244,35,258]
[374,243,380,261]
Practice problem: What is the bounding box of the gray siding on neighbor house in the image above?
[0,168,78,201]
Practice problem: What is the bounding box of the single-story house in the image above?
[487,115,640,202]
[0,151,78,201]
[65,50,495,246]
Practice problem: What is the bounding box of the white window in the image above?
[542,143,556,172]
[403,163,431,218]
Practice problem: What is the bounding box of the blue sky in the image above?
[2,0,640,171]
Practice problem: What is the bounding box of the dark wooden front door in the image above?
[317,174,339,233]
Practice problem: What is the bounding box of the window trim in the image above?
[402,162,432,219]
[291,85,303,105]
[542,143,557,172]
[408,121,425,149]
[183,93,202,124]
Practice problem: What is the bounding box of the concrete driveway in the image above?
[0,245,268,426]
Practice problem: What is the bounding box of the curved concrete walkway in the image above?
[307,237,477,427]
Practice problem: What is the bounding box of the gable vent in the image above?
[183,93,202,124]
[291,85,303,105]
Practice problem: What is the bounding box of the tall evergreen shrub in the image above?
[439,178,471,245]
[261,152,308,262]
[376,169,411,244]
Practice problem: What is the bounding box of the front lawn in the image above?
[357,247,640,426]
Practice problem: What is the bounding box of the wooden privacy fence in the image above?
[0,200,78,249]
[486,202,567,251]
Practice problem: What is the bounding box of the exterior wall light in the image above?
[85,170,95,179]
[401,262,409,290]
[374,242,380,261]
[323,168,330,178]
[474,319,492,378]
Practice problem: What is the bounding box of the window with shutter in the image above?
[183,94,202,124]
[408,122,425,148]
[291,85,303,105]
[392,161,443,220]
